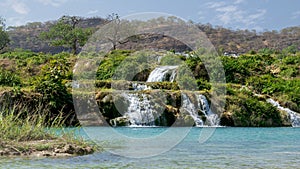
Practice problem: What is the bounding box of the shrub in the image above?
[226,88,282,127]
[160,53,183,65]
[0,68,21,86]
[33,58,73,115]
[96,51,128,80]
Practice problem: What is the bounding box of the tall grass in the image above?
[0,102,68,142]
[0,102,98,156]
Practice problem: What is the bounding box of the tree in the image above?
[104,13,134,50]
[40,15,92,54]
[106,13,121,50]
[0,17,10,51]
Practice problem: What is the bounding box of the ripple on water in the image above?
[2,127,300,168]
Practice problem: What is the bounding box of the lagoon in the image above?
[2,127,300,168]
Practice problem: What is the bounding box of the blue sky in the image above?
[0,0,299,31]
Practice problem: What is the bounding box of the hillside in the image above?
[1,16,299,127]
[0,49,299,127]
[6,17,300,54]
[7,17,106,53]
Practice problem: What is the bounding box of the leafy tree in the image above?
[0,17,10,51]
[33,58,71,108]
[40,15,92,54]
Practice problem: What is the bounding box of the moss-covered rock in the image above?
[224,87,284,127]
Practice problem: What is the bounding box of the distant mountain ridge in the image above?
[7,17,300,54]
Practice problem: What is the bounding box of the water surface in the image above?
[1,127,300,168]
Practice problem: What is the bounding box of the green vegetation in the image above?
[223,85,283,127]
[0,46,299,127]
[0,17,10,52]
[0,14,299,133]
[0,102,95,156]
[40,16,93,54]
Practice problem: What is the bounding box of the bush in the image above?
[258,48,275,55]
[226,88,282,127]
[0,68,21,86]
[160,53,183,65]
[96,51,128,80]
[196,79,211,90]
[33,58,73,113]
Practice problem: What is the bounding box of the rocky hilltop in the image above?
[6,17,300,54]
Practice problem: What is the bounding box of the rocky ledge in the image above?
[0,139,94,157]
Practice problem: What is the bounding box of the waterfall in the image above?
[147,66,178,82]
[197,95,219,126]
[111,64,220,127]
[267,98,300,127]
[132,83,150,91]
[181,93,204,126]
[181,93,219,127]
[121,65,178,126]
[123,93,156,126]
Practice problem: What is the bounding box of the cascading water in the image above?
[147,66,178,82]
[181,93,219,127]
[113,65,219,127]
[181,93,204,126]
[267,98,300,127]
[197,95,219,126]
[132,83,150,91]
[123,93,156,126]
[119,65,177,127]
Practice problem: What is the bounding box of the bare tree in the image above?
[105,13,133,50]
[0,17,10,51]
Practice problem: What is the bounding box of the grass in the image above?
[0,103,54,142]
[0,102,97,156]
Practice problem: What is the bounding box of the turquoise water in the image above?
[1,127,300,168]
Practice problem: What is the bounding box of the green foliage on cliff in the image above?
[0,68,21,87]
[96,50,130,80]
[0,47,299,127]
[225,86,283,127]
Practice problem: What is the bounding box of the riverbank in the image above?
[2,127,299,168]
[0,138,94,157]
[0,98,96,157]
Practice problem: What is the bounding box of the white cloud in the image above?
[0,0,30,15]
[12,1,29,14]
[36,0,68,7]
[292,11,300,19]
[216,5,238,13]
[248,9,266,21]
[7,16,27,26]
[1,0,30,15]
[204,1,266,30]
[87,10,99,15]
[233,0,245,5]
[206,2,226,9]
[197,11,205,21]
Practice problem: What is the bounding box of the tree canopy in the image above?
[40,15,93,54]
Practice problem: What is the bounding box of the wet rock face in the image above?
[95,90,222,127]
[96,91,180,127]
[220,112,235,126]
[110,117,130,126]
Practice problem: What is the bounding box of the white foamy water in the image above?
[146,66,178,82]
[267,98,300,127]
[181,93,219,127]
